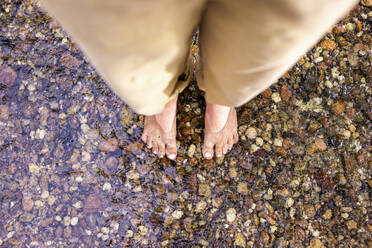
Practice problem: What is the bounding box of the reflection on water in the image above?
[0,1,371,247]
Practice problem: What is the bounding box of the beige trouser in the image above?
[39,0,357,115]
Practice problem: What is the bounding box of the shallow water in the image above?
[0,1,371,247]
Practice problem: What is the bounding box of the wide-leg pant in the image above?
[39,0,357,115]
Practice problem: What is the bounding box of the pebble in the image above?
[322,209,332,220]
[71,217,78,226]
[226,208,236,223]
[237,182,248,195]
[41,191,49,199]
[172,210,183,219]
[28,164,40,174]
[332,102,344,115]
[99,138,118,152]
[22,196,34,211]
[273,138,282,147]
[60,52,82,69]
[47,195,56,206]
[280,85,292,101]
[234,233,246,247]
[64,216,71,226]
[195,201,207,213]
[199,184,211,198]
[229,167,238,179]
[309,238,325,248]
[0,66,17,86]
[245,127,257,139]
[304,204,316,219]
[271,92,281,103]
[102,182,111,191]
[188,144,196,157]
[315,138,327,151]
[346,220,357,230]
[286,198,294,208]
[0,105,9,120]
[320,39,337,50]
[73,201,83,209]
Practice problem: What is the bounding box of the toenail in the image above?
[153,151,157,154]
[205,152,212,158]
[217,154,222,157]
[168,154,176,160]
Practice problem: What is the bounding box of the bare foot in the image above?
[203,103,239,159]
[141,97,177,160]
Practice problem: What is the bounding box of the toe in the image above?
[141,134,147,143]
[215,144,223,157]
[166,142,177,160]
[233,133,239,143]
[158,142,165,158]
[152,141,158,155]
[223,144,229,154]
[146,137,153,149]
[203,142,214,160]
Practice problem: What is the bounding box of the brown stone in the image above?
[332,102,344,115]
[125,142,143,155]
[314,138,327,151]
[295,226,306,241]
[309,238,325,248]
[361,0,372,7]
[346,220,357,230]
[304,204,316,218]
[320,39,337,51]
[261,88,272,99]
[260,231,270,244]
[280,85,292,101]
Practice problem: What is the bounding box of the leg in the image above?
[39,0,206,115]
[198,0,357,158]
[39,0,206,159]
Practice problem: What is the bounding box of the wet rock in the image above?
[245,127,257,139]
[125,142,143,155]
[304,204,316,219]
[314,138,327,151]
[172,210,183,219]
[105,156,118,169]
[99,138,118,152]
[280,85,292,101]
[60,52,82,69]
[226,208,236,223]
[188,144,196,157]
[0,66,17,86]
[22,196,34,211]
[308,238,325,248]
[0,105,9,120]
[260,231,270,244]
[237,182,248,195]
[234,233,245,247]
[84,194,102,213]
[271,92,281,103]
[320,39,337,50]
[361,0,372,6]
[199,184,211,198]
[346,220,357,230]
[195,200,207,213]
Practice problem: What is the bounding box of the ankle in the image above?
[205,102,231,132]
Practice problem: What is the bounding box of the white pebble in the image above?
[271,92,281,103]
[71,217,78,226]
